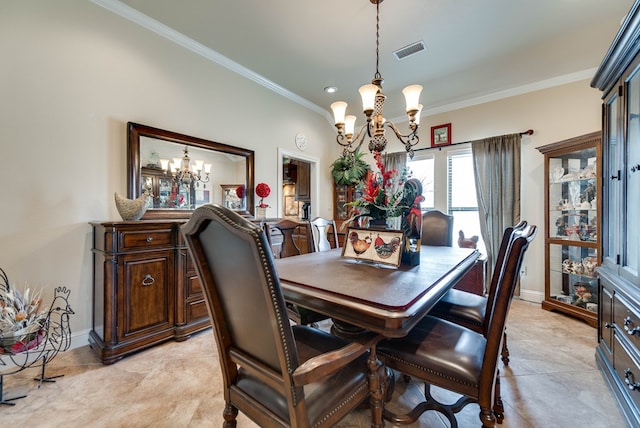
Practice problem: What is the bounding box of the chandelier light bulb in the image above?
[345,115,357,137]
[359,84,379,113]
[402,84,423,113]
[330,101,348,125]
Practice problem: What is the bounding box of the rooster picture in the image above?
[348,231,372,255]
[374,234,401,259]
[458,230,479,249]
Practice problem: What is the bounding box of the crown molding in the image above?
[92,0,594,126]
[90,0,328,118]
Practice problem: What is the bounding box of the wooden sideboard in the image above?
[89,220,210,364]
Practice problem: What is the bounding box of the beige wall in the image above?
[385,80,602,302]
[0,1,603,347]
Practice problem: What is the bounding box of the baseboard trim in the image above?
[518,289,544,303]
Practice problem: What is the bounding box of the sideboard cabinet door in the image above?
[117,251,175,342]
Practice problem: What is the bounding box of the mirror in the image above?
[128,122,255,219]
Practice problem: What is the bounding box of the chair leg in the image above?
[223,403,238,428]
[493,369,504,423]
[501,331,510,366]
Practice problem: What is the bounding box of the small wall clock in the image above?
[295,133,308,151]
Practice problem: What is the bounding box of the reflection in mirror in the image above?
[128,122,255,219]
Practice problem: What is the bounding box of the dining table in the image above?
[275,245,479,427]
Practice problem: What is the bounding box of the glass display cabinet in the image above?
[537,131,601,327]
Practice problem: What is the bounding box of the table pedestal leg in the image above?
[368,345,385,427]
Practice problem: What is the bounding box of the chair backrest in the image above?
[483,220,527,331]
[421,210,454,246]
[309,217,339,252]
[182,205,301,413]
[480,224,536,400]
[264,219,313,258]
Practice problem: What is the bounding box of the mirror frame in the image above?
[128,122,255,219]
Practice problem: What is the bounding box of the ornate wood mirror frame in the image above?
[128,122,255,219]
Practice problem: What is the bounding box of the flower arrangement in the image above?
[256,182,271,208]
[0,268,47,354]
[345,151,410,227]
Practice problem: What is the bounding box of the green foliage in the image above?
[330,149,370,186]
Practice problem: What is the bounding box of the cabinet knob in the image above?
[631,164,640,173]
[604,322,613,329]
[624,316,640,336]
[142,274,155,287]
[146,236,154,242]
[625,368,640,391]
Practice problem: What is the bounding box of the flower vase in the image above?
[256,206,267,220]
[367,218,387,229]
[386,216,401,230]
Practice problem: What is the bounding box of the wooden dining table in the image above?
[275,245,479,427]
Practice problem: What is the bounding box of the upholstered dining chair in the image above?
[421,210,454,246]
[182,204,379,428]
[429,221,528,366]
[309,217,339,251]
[264,219,328,326]
[376,224,536,428]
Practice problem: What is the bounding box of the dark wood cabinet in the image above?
[90,220,209,364]
[294,160,311,202]
[333,184,360,246]
[592,2,640,424]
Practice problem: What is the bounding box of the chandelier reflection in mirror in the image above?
[330,0,422,159]
[158,146,211,207]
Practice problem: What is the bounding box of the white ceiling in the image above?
[107,0,632,121]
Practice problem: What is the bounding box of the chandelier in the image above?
[159,146,211,188]
[330,0,422,159]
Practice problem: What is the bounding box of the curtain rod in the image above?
[414,129,534,152]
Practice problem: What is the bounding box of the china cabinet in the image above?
[537,131,601,328]
[591,1,640,425]
[333,184,360,246]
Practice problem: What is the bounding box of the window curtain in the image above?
[471,134,521,294]
[383,151,408,195]
[383,151,407,175]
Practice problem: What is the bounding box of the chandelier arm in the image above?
[385,121,419,144]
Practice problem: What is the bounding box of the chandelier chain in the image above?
[375,0,381,79]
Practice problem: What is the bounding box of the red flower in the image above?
[235,185,246,199]
[255,183,271,198]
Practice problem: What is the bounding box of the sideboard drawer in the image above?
[119,229,173,251]
[614,335,640,410]
[614,293,640,350]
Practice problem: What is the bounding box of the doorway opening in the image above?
[277,148,319,220]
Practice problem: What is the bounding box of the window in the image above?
[406,153,434,209]
[448,149,485,254]
[408,146,485,254]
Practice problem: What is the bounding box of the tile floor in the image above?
[1,299,626,427]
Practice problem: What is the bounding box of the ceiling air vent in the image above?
[393,41,426,60]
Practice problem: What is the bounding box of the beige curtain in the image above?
[383,151,408,194]
[383,151,407,176]
[471,134,521,293]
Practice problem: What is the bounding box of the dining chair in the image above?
[376,224,536,428]
[309,217,340,251]
[421,210,454,246]
[264,219,328,326]
[182,204,380,428]
[429,221,528,367]
[264,219,313,258]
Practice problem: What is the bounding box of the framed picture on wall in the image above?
[431,123,452,148]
